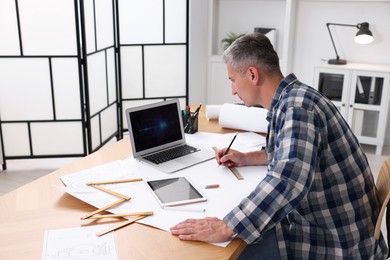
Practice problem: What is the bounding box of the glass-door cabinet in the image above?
[314,64,390,155]
[348,71,389,155]
[315,67,351,118]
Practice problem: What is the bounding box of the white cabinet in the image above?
[313,63,390,155]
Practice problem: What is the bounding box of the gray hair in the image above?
[222,32,281,76]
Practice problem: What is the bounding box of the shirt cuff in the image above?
[223,206,262,244]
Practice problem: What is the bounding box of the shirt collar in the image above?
[266,73,298,122]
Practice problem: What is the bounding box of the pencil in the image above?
[85,211,154,219]
[82,198,127,220]
[96,215,146,236]
[90,184,131,200]
[86,177,143,186]
[219,132,238,166]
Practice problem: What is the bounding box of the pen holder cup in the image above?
[183,113,198,134]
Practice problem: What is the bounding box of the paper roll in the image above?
[218,103,268,133]
[205,105,222,119]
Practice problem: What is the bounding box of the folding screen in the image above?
[0,0,189,170]
[0,0,86,170]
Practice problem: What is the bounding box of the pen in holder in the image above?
[183,112,199,134]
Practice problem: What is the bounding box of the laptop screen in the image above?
[128,102,183,153]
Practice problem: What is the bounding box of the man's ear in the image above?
[248,67,259,83]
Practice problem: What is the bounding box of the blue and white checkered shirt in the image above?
[224,73,388,258]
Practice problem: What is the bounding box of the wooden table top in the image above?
[0,105,246,260]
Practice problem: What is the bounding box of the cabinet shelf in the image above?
[352,104,382,111]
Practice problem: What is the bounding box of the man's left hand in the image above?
[170,217,235,243]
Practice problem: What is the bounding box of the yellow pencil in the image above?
[82,198,127,220]
[86,178,143,186]
[86,211,154,219]
[96,215,146,236]
[90,184,131,200]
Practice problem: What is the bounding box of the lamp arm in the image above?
[326,23,340,60]
[327,23,359,29]
[326,23,359,61]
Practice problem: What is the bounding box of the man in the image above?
[170,32,388,259]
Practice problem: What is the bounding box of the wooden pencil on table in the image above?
[86,178,143,186]
[81,198,127,220]
[96,215,146,236]
[86,211,154,219]
[90,184,131,200]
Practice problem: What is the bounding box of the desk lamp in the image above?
[327,22,374,65]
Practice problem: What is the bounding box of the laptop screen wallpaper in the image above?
[129,102,183,152]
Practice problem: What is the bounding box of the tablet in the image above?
[145,177,207,207]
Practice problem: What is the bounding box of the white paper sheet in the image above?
[60,132,268,248]
[186,131,266,151]
[42,225,118,260]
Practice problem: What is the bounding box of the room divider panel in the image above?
[118,0,189,129]
[0,0,189,170]
[81,0,119,153]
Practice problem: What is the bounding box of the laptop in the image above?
[125,99,215,173]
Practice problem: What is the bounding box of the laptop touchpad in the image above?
[176,155,199,165]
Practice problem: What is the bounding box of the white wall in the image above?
[188,0,209,104]
[291,1,390,83]
[189,0,390,146]
[290,0,390,145]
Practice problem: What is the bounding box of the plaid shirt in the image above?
[224,73,388,259]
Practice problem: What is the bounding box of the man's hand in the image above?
[216,148,247,167]
[170,217,235,243]
[216,148,267,167]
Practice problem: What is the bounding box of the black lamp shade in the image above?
[354,22,374,44]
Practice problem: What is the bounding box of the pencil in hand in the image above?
[219,132,238,167]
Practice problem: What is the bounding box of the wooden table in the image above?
[0,106,247,259]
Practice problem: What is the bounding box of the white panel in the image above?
[101,104,117,141]
[0,58,53,120]
[18,0,77,55]
[52,58,82,120]
[118,0,163,44]
[144,45,186,97]
[0,0,20,55]
[165,0,187,43]
[177,98,187,112]
[95,0,114,50]
[90,115,100,150]
[2,123,30,156]
[84,0,96,54]
[106,48,117,104]
[87,52,107,115]
[31,122,83,155]
[122,99,164,129]
[120,46,143,99]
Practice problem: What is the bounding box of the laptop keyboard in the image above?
[143,145,200,164]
